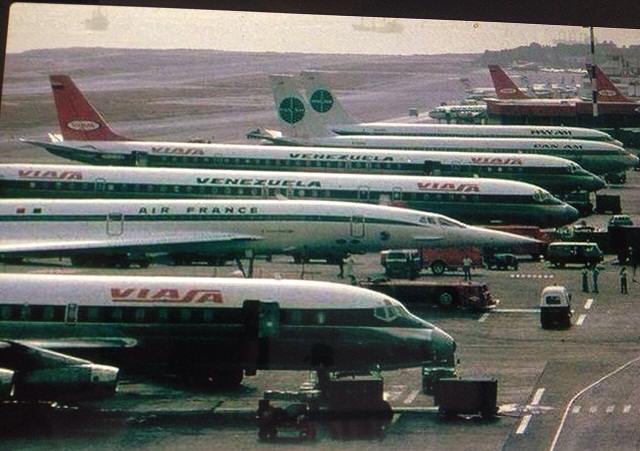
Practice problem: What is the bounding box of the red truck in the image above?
[380,248,484,276]
[359,278,497,311]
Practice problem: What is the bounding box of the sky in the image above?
[6,3,640,55]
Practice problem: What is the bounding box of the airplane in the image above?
[590,64,636,103]
[485,65,640,128]
[297,70,620,144]
[426,103,488,123]
[0,164,581,228]
[0,198,542,269]
[0,273,457,399]
[17,76,605,193]
[489,64,530,100]
[253,75,637,178]
[0,142,607,196]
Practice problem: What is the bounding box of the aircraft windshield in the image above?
[437,217,466,228]
[373,299,419,327]
[533,189,562,205]
[418,216,437,225]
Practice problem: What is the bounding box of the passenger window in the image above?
[20,304,30,321]
[111,308,123,321]
[135,308,145,322]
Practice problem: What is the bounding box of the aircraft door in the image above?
[65,303,78,325]
[424,160,441,175]
[95,178,106,193]
[392,187,403,204]
[357,186,370,201]
[133,151,149,166]
[106,212,124,236]
[350,215,365,238]
[242,300,280,372]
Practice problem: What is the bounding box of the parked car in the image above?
[540,285,572,329]
[545,242,604,268]
[608,214,634,227]
[483,253,518,270]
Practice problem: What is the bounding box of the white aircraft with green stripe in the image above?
[0,198,539,269]
[258,74,638,177]
[0,163,580,228]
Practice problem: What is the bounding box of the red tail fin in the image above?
[49,75,128,141]
[592,65,632,103]
[488,65,529,99]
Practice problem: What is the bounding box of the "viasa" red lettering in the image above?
[110,288,223,303]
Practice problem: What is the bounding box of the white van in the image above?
[540,285,572,329]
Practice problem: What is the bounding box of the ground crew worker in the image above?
[591,265,600,294]
[345,254,355,284]
[582,266,589,293]
[620,266,628,294]
[462,255,472,281]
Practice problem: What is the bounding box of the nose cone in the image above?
[628,154,640,168]
[431,326,457,367]
[587,173,607,192]
[467,226,543,252]
[561,203,581,227]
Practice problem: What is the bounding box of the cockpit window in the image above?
[374,302,401,322]
[437,217,465,228]
[419,216,437,225]
[533,189,562,205]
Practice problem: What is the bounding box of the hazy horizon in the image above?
[7,3,640,56]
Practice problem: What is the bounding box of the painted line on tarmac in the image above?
[516,388,545,434]
[531,388,545,406]
[576,314,587,326]
[516,415,532,434]
[584,298,594,310]
[478,313,490,322]
[492,308,539,313]
[510,274,555,279]
[403,389,421,405]
[550,356,640,451]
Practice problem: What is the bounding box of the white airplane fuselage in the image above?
[0,274,457,396]
[0,199,541,264]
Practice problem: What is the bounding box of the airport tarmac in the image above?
[1,49,640,449]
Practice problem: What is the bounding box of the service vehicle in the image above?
[483,253,518,270]
[380,249,422,279]
[359,278,497,310]
[545,242,604,267]
[540,285,572,329]
[608,225,640,263]
[608,214,634,227]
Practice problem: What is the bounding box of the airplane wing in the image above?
[0,231,262,258]
[0,340,120,400]
[21,338,138,349]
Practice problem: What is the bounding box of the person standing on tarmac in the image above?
[620,266,628,294]
[591,265,600,294]
[582,266,589,293]
[462,255,473,281]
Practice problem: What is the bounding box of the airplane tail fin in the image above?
[591,65,632,103]
[49,75,129,141]
[488,65,529,99]
[300,70,359,127]
[270,74,333,138]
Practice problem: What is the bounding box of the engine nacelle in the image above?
[14,363,118,401]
